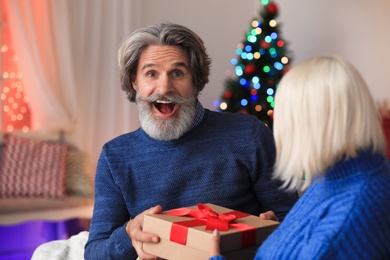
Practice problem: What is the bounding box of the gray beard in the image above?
[135,92,197,141]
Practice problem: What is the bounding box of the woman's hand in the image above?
[209,229,221,258]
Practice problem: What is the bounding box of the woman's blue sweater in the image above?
[256,150,390,259]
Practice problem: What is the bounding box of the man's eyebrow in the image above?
[140,61,189,71]
[171,61,189,69]
[140,63,155,70]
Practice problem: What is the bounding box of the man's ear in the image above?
[131,78,137,90]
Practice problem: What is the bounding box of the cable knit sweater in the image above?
[84,108,298,260]
[255,150,390,259]
[211,150,390,260]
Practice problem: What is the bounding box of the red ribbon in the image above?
[165,204,256,248]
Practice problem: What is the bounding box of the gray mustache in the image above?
[143,94,191,104]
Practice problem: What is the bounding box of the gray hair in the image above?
[273,55,386,191]
[118,23,211,102]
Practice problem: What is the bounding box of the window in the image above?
[1,4,31,132]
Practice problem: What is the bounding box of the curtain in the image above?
[4,0,75,131]
[4,0,141,175]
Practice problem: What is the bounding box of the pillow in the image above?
[0,135,68,198]
[65,146,94,197]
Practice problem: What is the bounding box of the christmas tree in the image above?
[215,0,292,130]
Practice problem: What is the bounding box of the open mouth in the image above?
[153,100,177,115]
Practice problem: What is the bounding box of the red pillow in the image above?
[0,135,68,198]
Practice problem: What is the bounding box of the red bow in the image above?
[164,203,256,247]
[166,203,238,231]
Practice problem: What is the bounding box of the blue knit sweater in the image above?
[84,108,298,260]
[206,150,389,260]
[254,150,390,259]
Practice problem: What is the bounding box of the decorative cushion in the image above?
[0,135,68,198]
[65,147,94,197]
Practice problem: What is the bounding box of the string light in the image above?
[235,66,244,76]
[220,102,227,110]
[266,96,274,103]
[241,78,250,87]
[247,35,257,43]
[281,57,289,64]
[274,61,283,70]
[269,47,277,55]
[251,20,259,28]
[277,40,285,47]
[241,52,248,60]
[1,21,31,132]
[267,88,275,95]
[240,99,248,106]
[269,20,277,27]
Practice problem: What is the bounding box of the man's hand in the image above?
[126,205,162,260]
[259,210,279,222]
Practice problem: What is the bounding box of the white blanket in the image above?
[31,231,89,260]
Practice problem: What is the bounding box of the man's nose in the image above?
[156,74,173,95]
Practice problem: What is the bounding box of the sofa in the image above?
[0,130,94,259]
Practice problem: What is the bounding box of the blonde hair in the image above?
[273,55,386,191]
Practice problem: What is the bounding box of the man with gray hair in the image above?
[85,22,298,259]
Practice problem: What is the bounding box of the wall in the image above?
[276,0,390,106]
[137,0,390,110]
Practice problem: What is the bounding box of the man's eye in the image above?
[147,71,156,77]
[172,70,183,77]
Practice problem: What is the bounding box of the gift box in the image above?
[142,203,279,260]
[383,117,390,159]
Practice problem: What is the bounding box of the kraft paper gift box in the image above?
[142,203,279,260]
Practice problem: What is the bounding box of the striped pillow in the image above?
[65,146,94,197]
[0,135,68,198]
